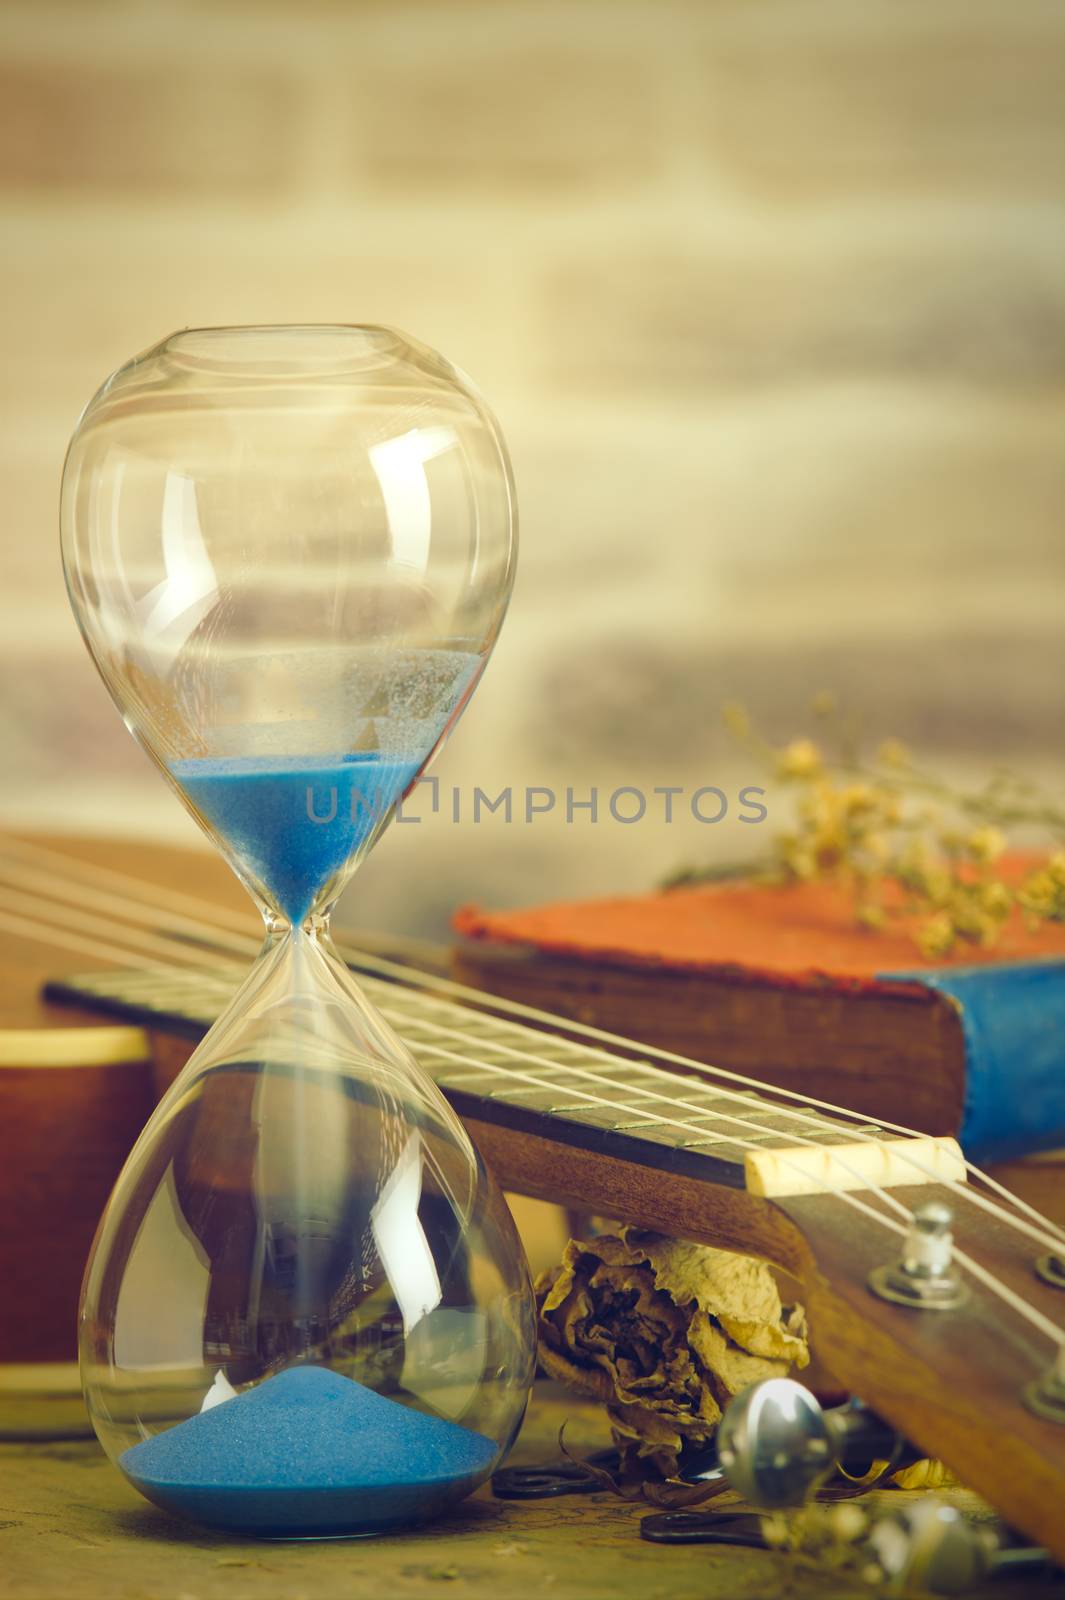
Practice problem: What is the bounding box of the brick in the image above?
[511,393,1065,600]
[497,385,1065,775]
[520,616,1065,773]
[0,58,302,195]
[349,44,664,193]
[0,215,532,429]
[696,0,1065,198]
[0,636,148,781]
[540,223,1065,393]
[0,457,66,606]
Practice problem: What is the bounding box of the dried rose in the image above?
[536,1227,808,1480]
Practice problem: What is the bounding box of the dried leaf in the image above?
[891,1458,955,1490]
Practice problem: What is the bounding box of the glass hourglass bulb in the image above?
[60,326,535,1538]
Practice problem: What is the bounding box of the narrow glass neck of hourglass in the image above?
[195,918,397,1085]
[262,905,335,941]
[221,923,465,1160]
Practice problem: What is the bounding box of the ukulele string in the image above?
[0,864,989,1312]
[354,946,1065,1252]
[396,1004,1065,1334]
[4,833,1064,1259]
[0,853,256,959]
[0,880,247,968]
[9,839,1064,1265]
[0,876,991,1235]
[400,1024,1065,1351]
[398,999,1065,1257]
[5,850,1064,1351]
[6,838,1061,1260]
[4,835,1064,1270]
[0,835,258,940]
[0,906,182,969]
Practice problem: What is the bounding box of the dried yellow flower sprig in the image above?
[672,697,1065,959]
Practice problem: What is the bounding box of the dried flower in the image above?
[777,738,822,780]
[536,1228,807,1482]
[826,1503,868,1543]
[967,826,1006,865]
[916,913,956,960]
[860,833,890,865]
[672,703,1065,957]
[980,881,1013,921]
[840,782,876,815]
[876,737,910,769]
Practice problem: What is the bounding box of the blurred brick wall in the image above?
[1,0,1063,935]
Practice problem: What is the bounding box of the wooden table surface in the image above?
[4,1384,1055,1600]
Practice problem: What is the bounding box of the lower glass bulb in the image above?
[79,931,537,1538]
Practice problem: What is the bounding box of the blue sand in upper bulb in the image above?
[120,1365,498,1537]
[170,754,421,924]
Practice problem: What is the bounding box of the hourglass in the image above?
[59,325,536,1537]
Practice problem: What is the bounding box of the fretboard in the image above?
[47,962,886,1192]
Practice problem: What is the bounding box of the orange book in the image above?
[454,865,1065,1160]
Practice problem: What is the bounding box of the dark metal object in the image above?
[491,1449,619,1499]
[640,1511,767,1548]
[676,1443,726,1486]
[869,1201,970,1312]
[492,1440,729,1499]
[1023,1346,1065,1426]
[717,1379,916,1509]
[1035,1252,1065,1291]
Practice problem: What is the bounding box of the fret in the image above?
[47,964,889,1190]
[407,1049,577,1083]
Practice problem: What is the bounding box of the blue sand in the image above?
[879,957,1065,1162]
[170,754,421,924]
[121,1365,498,1538]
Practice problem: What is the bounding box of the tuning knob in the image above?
[716,1378,910,1508]
[866,1499,1052,1595]
[1035,1251,1065,1291]
[869,1201,969,1311]
[1023,1342,1065,1424]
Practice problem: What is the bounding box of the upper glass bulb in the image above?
[60,326,534,1538]
[61,324,517,923]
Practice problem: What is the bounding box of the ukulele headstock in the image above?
[776,1178,1065,1562]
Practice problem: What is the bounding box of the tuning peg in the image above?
[865,1498,1054,1595]
[1023,1342,1065,1424]
[869,1200,969,1311]
[716,1378,913,1508]
[1035,1251,1065,1290]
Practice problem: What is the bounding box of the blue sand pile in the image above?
[170,754,421,924]
[121,1365,497,1537]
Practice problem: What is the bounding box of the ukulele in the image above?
[2,832,1064,1560]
